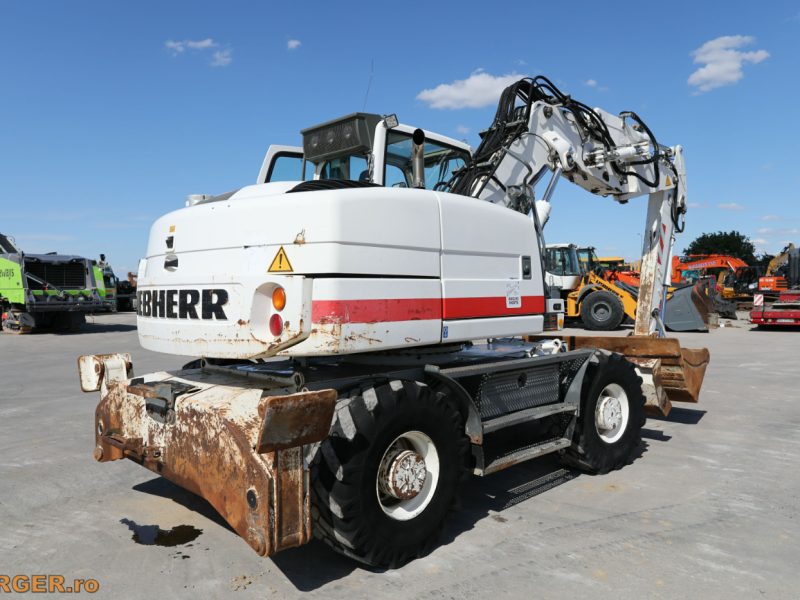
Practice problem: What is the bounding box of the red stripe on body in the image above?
[312,298,441,324]
[312,296,545,324]
[442,295,545,319]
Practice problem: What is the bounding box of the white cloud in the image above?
[718,202,745,211]
[210,49,233,67]
[165,38,232,67]
[287,39,302,50]
[761,214,781,221]
[688,35,769,93]
[687,202,702,209]
[456,125,470,135]
[753,237,769,246]
[165,38,217,55]
[758,227,799,236]
[585,79,597,87]
[417,70,521,109]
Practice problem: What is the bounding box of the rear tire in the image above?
[310,380,469,568]
[563,353,645,474]
[580,291,625,331]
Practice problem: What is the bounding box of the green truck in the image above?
[0,232,106,332]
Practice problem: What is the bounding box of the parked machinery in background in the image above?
[546,244,711,332]
[751,247,800,327]
[671,254,748,285]
[759,244,796,294]
[115,272,137,312]
[0,232,105,332]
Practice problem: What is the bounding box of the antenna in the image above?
[362,59,374,111]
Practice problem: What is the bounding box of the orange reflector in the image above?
[272,287,286,311]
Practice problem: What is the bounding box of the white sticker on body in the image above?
[506,280,521,309]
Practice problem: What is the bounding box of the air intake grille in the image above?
[477,364,561,419]
[24,260,87,290]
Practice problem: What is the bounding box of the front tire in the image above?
[310,380,469,568]
[580,291,625,331]
[563,353,645,474]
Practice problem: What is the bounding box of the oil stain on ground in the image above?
[120,518,202,547]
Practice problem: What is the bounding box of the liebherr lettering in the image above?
[137,289,228,320]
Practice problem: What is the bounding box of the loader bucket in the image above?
[527,335,710,417]
[664,283,710,332]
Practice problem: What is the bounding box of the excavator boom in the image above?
[445,76,708,414]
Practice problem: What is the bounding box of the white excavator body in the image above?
[136,180,546,358]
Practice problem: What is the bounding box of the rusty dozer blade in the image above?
[528,335,709,417]
[92,369,336,557]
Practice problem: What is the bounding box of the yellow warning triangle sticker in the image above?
[665,175,672,187]
[268,246,293,273]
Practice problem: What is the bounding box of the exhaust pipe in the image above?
[411,128,425,189]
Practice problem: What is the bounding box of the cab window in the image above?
[318,155,370,181]
[546,248,581,276]
[267,153,305,182]
[384,131,469,190]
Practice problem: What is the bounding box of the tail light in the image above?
[269,314,283,337]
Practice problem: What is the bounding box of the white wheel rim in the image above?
[594,383,630,444]
[376,430,439,521]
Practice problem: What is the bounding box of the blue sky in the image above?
[1,1,798,274]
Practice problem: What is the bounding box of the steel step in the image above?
[481,402,576,435]
[478,437,572,476]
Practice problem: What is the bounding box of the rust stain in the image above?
[256,390,336,453]
[94,378,337,557]
[344,333,381,344]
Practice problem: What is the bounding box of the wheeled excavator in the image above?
[78,76,709,568]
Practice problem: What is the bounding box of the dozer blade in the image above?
[664,283,710,332]
[528,335,710,417]
[90,363,337,557]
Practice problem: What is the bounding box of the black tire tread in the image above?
[310,380,469,568]
[562,353,646,474]
[580,290,625,331]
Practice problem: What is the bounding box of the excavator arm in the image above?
[444,76,685,337]
[448,77,706,415]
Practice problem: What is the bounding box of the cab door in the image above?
[256,145,304,183]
